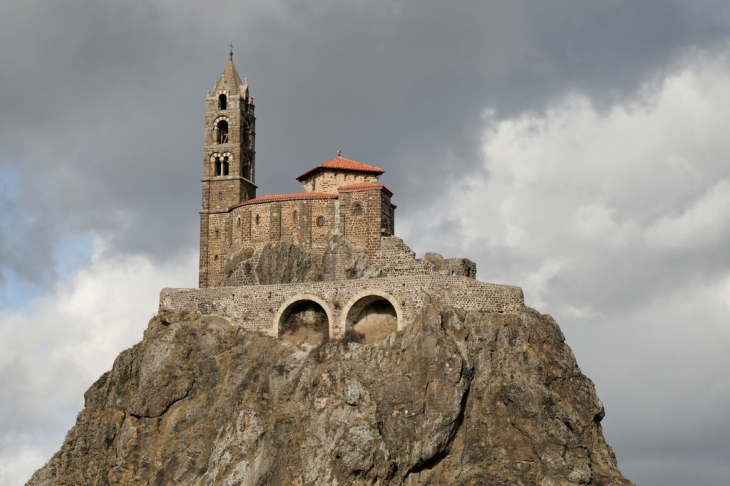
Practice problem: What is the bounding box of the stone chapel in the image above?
[160,54,523,343]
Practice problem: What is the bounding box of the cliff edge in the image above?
[27,304,633,485]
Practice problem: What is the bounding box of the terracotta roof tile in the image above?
[295,156,386,181]
[337,182,393,196]
[230,192,337,209]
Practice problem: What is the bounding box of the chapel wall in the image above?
[203,212,232,286]
[302,171,379,193]
[279,201,301,243]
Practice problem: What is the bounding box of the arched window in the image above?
[316,216,325,226]
[293,210,298,221]
[215,230,220,239]
[214,157,222,176]
[218,94,227,110]
[217,120,229,143]
[237,217,241,227]
[353,204,363,216]
[222,156,229,176]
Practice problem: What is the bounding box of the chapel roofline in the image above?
[337,182,393,197]
[229,192,338,209]
[210,54,249,100]
[295,156,386,181]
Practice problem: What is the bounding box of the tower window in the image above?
[218,192,222,200]
[353,204,363,216]
[215,157,222,176]
[316,216,325,226]
[222,156,229,176]
[217,120,229,143]
[218,94,227,110]
[293,210,298,221]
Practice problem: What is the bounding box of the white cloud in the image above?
[0,242,197,485]
[404,51,730,484]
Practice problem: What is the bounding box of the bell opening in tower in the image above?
[217,120,229,143]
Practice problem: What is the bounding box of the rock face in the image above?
[220,233,381,286]
[27,305,633,486]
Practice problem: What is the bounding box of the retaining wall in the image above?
[159,276,524,339]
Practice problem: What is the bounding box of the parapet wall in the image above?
[159,276,524,339]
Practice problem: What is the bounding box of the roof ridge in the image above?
[338,181,393,196]
[295,156,386,181]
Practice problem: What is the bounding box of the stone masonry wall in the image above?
[379,236,478,278]
[302,170,378,193]
[159,275,523,339]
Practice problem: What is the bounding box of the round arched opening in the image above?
[218,93,227,110]
[217,120,229,143]
[346,295,398,344]
[279,300,329,345]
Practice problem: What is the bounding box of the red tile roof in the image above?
[295,156,386,181]
[230,192,337,209]
[337,182,393,196]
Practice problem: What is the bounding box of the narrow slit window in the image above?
[316,216,324,226]
[293,210,298,221]
[256,214,260,225]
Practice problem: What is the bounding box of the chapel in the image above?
[200,55,402,287]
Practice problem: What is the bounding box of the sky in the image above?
[1,1,730,484]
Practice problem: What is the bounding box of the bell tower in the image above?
[200,50,256,287]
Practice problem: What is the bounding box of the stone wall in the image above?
[302,170,378,193]
[379,237,476,278]
[159,275,523,339]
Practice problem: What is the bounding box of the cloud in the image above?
[0,242,196,485]
[402,52,730,485]
[2,0,730,293]
[3,2,730,485]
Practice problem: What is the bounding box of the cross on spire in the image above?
[229,42,233,60]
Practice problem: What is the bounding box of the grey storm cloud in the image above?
[2,1,730,485]
[2,0,729,276]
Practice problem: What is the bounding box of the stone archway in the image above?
[274,294,334,344]
[341,290,403,344]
